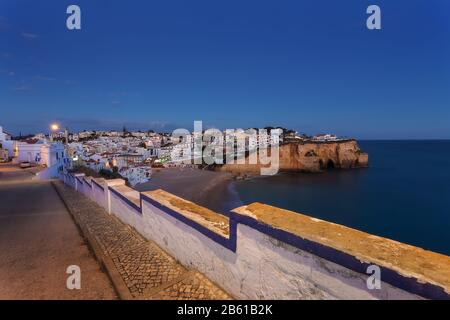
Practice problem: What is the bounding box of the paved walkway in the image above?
[0,163,117,299]
[53,181,231,300]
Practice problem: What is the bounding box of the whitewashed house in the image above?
[313,134,338,141]
[17,140,65,167]
[0,126,11,141]
[40,143,65,167]
[119,166,152,186]
[0,126,16,158]
[17,140,44,163]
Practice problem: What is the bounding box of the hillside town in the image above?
[0,124,348,186]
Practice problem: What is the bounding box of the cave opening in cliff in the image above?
[319,159,336,170]
[327,159,335,169]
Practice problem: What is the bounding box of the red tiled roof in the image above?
[22,139,40,144]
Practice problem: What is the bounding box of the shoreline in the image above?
[134,167,242,214]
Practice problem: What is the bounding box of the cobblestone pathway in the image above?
[53,181,231,300]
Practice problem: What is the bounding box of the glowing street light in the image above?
[49,123,60,142]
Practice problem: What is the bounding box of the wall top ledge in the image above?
[105,178,126,187]
[92,177,106,187]
[112,184,141,207]
[143,189,230,237]
[232,202,450,295]
[83,176,92,184]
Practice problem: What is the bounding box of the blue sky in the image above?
[1,1,449,138]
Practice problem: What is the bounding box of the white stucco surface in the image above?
[61,173,426,300]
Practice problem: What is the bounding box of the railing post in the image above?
[74,173,85,192]
[105,179,126,214]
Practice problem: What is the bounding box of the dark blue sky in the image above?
[1,1,449,138]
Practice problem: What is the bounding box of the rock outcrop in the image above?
[218,140,368,175]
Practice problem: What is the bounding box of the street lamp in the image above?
[49,123,60,142]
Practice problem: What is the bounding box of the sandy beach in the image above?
[135,168,242,214]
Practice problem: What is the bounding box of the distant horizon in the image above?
[4,124,450,142]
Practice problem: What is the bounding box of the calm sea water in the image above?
[231,141,450,256]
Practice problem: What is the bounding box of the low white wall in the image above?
[35,164,60,180]
[1,140,16,158]
[137,199,418,300]
[92,180,107,211]
[60,173,447,300]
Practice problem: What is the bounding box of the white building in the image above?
[40,143,65,168]
[17,140,45,163]
[119,166,152,186]
[0,126,16,158]
[33,133,46,140]
[313,134,338,141]
[0,148,8,162]
[17,140,65,167]
[0,126,11,142]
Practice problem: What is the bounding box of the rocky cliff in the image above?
[218,140,368,175]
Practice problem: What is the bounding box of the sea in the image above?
[228,140,450,256]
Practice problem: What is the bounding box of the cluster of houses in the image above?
[65,128,291,185]
[1,123,346,184]
[66,132,165,186]
[170,128,344,162]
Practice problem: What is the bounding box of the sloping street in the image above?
[0,163,117,299]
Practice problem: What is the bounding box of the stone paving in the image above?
[0,164,117,300]
[151,271,231,300]
[53,181,231,300]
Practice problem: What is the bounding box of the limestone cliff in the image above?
[218,140,368,174]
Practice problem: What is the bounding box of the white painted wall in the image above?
[1,140,16,158]
[40,143,65,167]
[17,142,43,163]
[137,200,420,300]
[17,141,65,168]
[0,126,8,142]
[92,181,108,211]
[66,174,420,300]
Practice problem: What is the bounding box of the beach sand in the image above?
[135,168,242,214]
